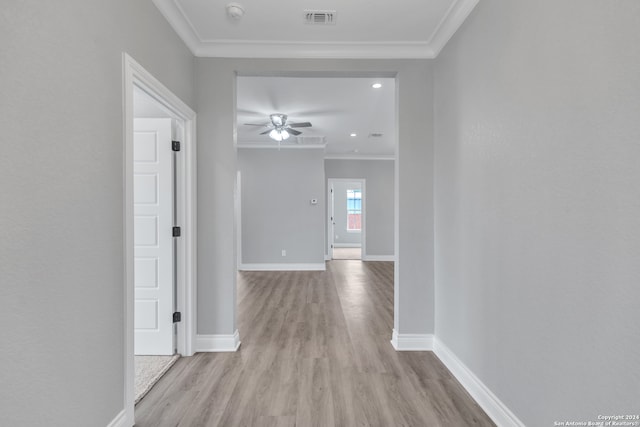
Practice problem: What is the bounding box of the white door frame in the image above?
[123,53,197,425]
[327,178,366,259]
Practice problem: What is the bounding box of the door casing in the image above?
[327,178,366,260]
[123,53,197,425]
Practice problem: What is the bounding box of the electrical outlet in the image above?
[281,250,286,257]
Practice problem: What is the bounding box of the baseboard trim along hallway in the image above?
[432,337,526,427]
[196,330,241,352]
[390,330,434,351]
[106,409,127,427]
[390,331,525,426]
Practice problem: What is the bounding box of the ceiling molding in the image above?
[153,0,480,59]
[324,154,395,161]
[237,143,327,150]
[427,0,480,57]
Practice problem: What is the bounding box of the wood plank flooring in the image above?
[135,261,495,426]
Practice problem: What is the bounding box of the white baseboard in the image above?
[362,255,395,262]
[239,263,326,271]
[333,243,362,248]
[196,330,241,352]
[433,337,526,427]
[106,409,127,427]
[390,329,434,351]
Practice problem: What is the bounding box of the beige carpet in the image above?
[135,354,180,404]
[332,247,362,260]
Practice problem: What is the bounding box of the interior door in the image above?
[134,118,174,355]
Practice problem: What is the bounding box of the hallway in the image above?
[135,261,494,426]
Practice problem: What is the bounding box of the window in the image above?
[346,189,362,231]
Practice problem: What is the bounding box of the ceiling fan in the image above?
[244,113,312,141]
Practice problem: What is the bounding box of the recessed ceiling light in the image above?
[350,133,357,137]
[372,83,382,89]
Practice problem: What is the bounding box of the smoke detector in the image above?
[226,3,245,20]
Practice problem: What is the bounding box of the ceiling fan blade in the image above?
[244,122,270,126]
[288,122,312,128]
[259,129,272,135]
[287,128,302,136]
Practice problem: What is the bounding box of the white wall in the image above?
[238,148,326,266]
[331,181,362,247]
[434,0,640,425]
[195,59,434,337]
[325,159,394,256]
[0,1,194,426]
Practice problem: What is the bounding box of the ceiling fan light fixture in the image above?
[269,129,282,141]
[280,129,290,140]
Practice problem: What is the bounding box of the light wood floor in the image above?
[135,261,495,426]
[331,247,362,260]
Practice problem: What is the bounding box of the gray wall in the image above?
[434,0,640,425]
[331,181,362,246]
[238,148,326,265]
[325,160,394,256]
[196,59,434,337]
[0,1,194,426]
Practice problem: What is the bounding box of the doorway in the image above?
[328,178,366,260]
[123,53,197,425]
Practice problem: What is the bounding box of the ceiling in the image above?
[152,1,480,158]
[153,0,479,58]
[237,76,396,158]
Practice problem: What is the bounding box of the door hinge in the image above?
[172,140,181,152]
[173,312,181,323]
[172,226,181,237]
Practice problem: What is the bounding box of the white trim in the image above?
[106,410,127,427]
[196,331,242,352]
[327,178,366,261]
[324,254,331,261]
[390,330,434,351]
[123,53,198,426]
[324,154,395,161]
[152,0,479,59]
[426,0,480,57]
[151,0,201,55]
[239,263,326,271]
[196,40,436,59]
[433,337,526,427]
[333,243,361,248]
[237,143,326,150]
[362,255,395,262]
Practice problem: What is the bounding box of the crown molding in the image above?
[427,0,480,57]
[237,142,326,150]
[324,154,395,161]
[153,0,479,59]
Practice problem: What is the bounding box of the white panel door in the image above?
[134,118,174,355]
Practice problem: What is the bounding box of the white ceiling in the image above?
[237,76,396,157]
[153,0,479,58]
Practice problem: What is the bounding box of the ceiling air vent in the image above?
[304,10,336,25]
[368,133,384,138]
